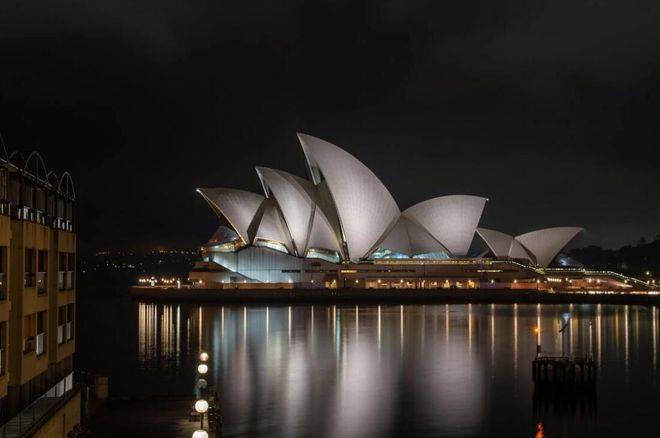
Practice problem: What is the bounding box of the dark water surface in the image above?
[77,280,660,437]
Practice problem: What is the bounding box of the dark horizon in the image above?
[2,1,659,252]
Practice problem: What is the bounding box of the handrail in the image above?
[0,382,80,437]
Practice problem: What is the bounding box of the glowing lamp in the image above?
[194,399,209,414]
[199,352,209,362]
[192,431,209,438]
[197,364,208,374]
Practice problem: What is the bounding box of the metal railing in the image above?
[35,333,45,356]
[36,272,46,294]
[0,374,78,437]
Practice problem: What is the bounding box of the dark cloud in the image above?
[1,0,659,251]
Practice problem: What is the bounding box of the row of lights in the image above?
[193,351,210,438]
[137,276,181,287]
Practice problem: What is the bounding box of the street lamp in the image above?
[192,431,209,438]
[198,364,208,374]
[200,352,209,362]
[195,399,209,428]
[195,399,209,413]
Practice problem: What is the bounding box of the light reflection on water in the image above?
[128,302,660,437]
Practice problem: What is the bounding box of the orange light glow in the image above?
[535,422,544,438]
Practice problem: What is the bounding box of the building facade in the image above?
[0,145,78,435]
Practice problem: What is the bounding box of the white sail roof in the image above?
[253,199,293,252]
[197,188,264,244]
[477,228,533,262]
[377,216,412,255]
[306,206,343,254]
[378,216,449,256]
[297,133,400,261]
[403,195,487,256]
[515,227,583,268]
[406,217,449,255]
[256,167,316,256]
[508,239,533,262]
[206,226,239,245]
[477,228,514,257]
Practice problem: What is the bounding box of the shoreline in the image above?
[130,286,660,305]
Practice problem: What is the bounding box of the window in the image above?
[24,248,35,287]
[37,250,48,294]
[35,187,45,212]
[67,253,75,272]
[38,250,47,272]
[23,314,36,354]
[66,304,74,341]
[22,184,34,209]
[66,253,75,290]
[58,306,66,344]
[58,252,66,291]
[36,311,46,355]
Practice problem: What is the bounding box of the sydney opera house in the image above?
[190,134,640,291]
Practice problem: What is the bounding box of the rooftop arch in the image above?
[58,171,76,200]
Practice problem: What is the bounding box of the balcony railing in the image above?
[36,332,45,356]
[24,272,35,288]
[36,272,46,294]
[51,217,74,232]
[0,373,78,437]
[58,271,65,291]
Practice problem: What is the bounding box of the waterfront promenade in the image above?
[130,286,660,305]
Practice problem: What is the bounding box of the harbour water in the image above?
[77,281,660,437]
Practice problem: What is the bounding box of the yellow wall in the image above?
[50,230,76,364]
[33,391,81,438]
[11,221,52,385]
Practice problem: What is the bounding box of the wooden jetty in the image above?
[532,355,597,387]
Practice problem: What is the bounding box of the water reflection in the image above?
[134,303,660,437]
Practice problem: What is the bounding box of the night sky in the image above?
[1,1,659,253]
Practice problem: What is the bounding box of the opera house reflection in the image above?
[137,303,660,437]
